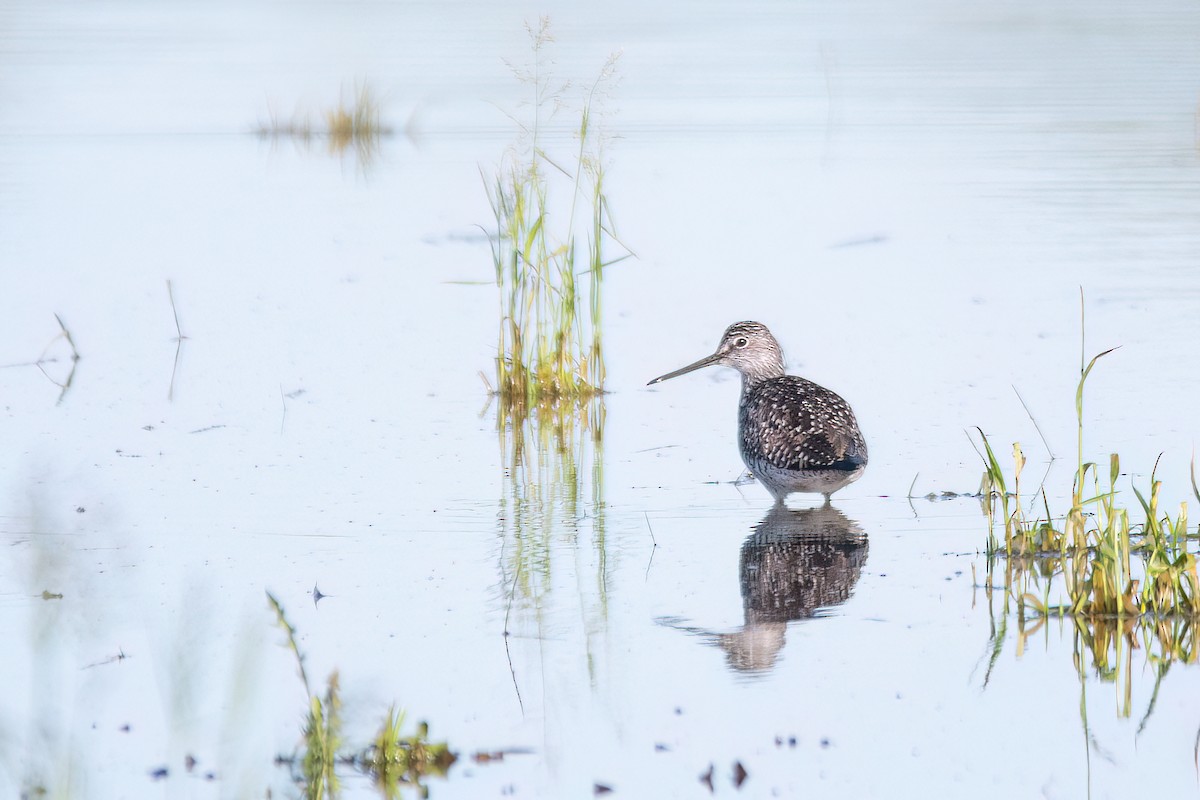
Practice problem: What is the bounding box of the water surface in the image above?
[2,1,1199,797]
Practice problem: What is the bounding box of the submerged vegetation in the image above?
[976,300,1200,717]
[483,17,630,413]
[267,593,455,799]
[256,82,392,164]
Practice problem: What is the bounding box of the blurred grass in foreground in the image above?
[268,593,455,799]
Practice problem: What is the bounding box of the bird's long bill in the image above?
[647,352,722,385]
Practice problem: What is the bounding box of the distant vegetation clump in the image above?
[256,82,392,163]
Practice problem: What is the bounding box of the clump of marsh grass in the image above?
[301,673,343,799]
[256,82,392,164]
[267,593,455,798]
[977,369,1199,620]
[975,298,1200,722]
[975,298,1199,648]
[483,17,631,415]
[358,708,456,794]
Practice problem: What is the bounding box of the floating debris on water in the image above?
[732,760,749,789]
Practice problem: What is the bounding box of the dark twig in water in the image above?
[1025,460,1053,518]
[503,626,525,718]
[167,280,188,401]
[280,385,288,436]
[478,370,495,396]
[699,763,714,794]
[1012,385,1054,459]
[1136,664,1168,739]
[477,392,495,421]
[829,233,887,249]
[966,428,986,465]
[167,280,187,342]
[81,648,128,670]
[906,473,920,517]
[644,512,658,580]
[33,314,81,405]
[1194,724,1200,779]
[501,544,525,717]
[168,339,184,400]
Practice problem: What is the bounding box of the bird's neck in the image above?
[739,361,786,391]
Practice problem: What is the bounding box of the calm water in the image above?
[2,1,1200,798]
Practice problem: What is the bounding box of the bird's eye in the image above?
[735,337,748,348]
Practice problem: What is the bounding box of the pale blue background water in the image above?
[2,1,1199,797]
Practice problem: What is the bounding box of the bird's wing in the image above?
[740,378,867,472]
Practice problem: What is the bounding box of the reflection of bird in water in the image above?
[648,321,867,503]
[659,504,868,674]
[730,504,868,671]
[741,504,867,623]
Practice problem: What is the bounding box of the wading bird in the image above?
[648,321,867,504]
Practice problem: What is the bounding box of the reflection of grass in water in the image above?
[500,401,606,605]
[484,17,629,411]
[256,82,391,165]
[267,593,454,799]
[498,399,609,703]
[976,297,1199,721]
[986,591,1196,724]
